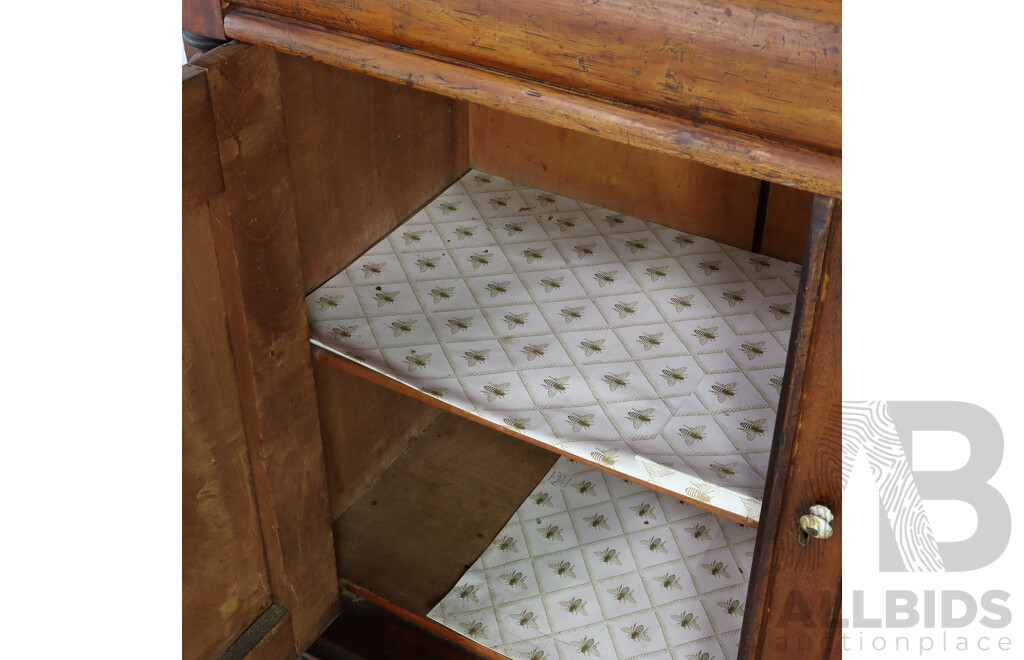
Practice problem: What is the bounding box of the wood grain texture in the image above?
[274,53,471,293]
[183,199,272,660]
[182,66,223,209]
[223,7,841,197]
[333,413,560,615]
[470,106,760,249]
[739,198,841,659]
[183,0,226,40]
[191,43,339,651]
[311,358,442,522]
[229,0,841,152]
[761,184,816,265]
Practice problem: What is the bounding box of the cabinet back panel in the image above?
[761,184,816,265]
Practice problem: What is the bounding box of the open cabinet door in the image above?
[183,43,340,660]
[739,199,842,659]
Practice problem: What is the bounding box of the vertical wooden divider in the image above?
[192,43,340,652]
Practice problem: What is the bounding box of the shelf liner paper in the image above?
[427,455,755,660]
[305,169,800,523]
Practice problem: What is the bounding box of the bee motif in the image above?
[693,326,718,345]
[656,574,682,590]
[501,570,528,589]
[522,343,548,361]
[740,341,766,360]
[504,220,526,235]
[554,216,576,231]
[595,548,621,565]
[622,623,651,642]
[584,513,609,529]
[539,524,563,541]
[453,226,475,240]
[686,524,713,540]
[567,413,595,432]
[739,418,767,440]
[592,448,619,467]
[549,560,575,577]
[698,259,722,275]
[463,348,490,365]
[769,375,784,393]
[560,306,585,322]
[603,214,625,227]
[482,382,511,401]
[535,192,558,206]
[749,255,773,271]
[521,247,546,263]
[317,295,341,311]
[330,325,358,340]
[542,375,570,397]
[494,535,518,552]
[360,262,386,277]
[575,638,599,656]
[404,353,431,371]
[416,256,441,271]
[703,560,731,579]
[741,496,762,523]
[629,502,657,520]
[512,610,539,630]
[672,611,701,630]
[638,332,663,351]
[447,317,472,333]
[627,408,655,429]
[572,243,595,258]
[420,386,446,398]
[438,200,461,214]
[602,372,629,390]
[719,598,743,616]
[593,270,617,287]
[685,481,717,503]
[613,301,638,318]
[485,281,510,297]
[661,367,687,386]
[455,584,479,601]
[389,319,416,336]
[645,265,668,281]
[573,480,597,496]
[710,382,737,402]
[561,597,588,615]
[459,621,486,639]
[540,276,563,292]
[472,173,493,185]
[625,238,648,253]
[504,417,530,431]
[643,537,667,553]
[503,312,529,329]
[428,286,454,302]
[609,585,636,603]
[768,302,793,319]
[722,289,746,306]
[674,233,697,247]
[468,253,491,268]
[710,462,738,478]
[488,195,509,210]
[792,266,801,278]
[374,291,399,306]
[531,491,553,507]
[579,338,605,356]
[678,425,706,445]
[686,651,712,660]
[401,230,423,244]
[671,294,695,311]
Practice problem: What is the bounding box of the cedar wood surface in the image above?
[738,199,841,659]
[190,43,340,652]
[761,184,816,265]
[183,0,226,40]
[182,65,271,660]
[222,7,841,197]
[229,0,841,153]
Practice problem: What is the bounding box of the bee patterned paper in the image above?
[306,170,801,523]
[428,456,757,660]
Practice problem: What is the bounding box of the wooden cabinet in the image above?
[183,4,840,658]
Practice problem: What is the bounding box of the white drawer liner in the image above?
[428,455,755,660]
[305,169,800,523]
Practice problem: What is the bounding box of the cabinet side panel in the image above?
[761,184,816,265]
[183,201,272,660]
[470,106,760,249]
[275,53,471,293]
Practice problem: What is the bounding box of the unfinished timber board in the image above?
[306,170,801,524]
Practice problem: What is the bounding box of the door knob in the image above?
[798,504,834,545]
